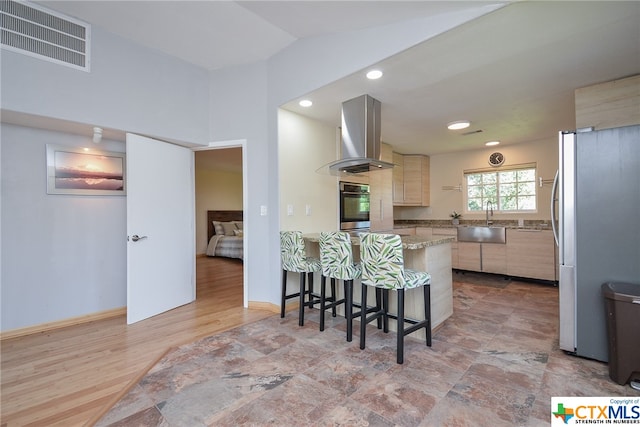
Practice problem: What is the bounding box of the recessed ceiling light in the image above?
[485,141,500,146]
[299,99,312,107]
[447,120,471,130]
[366,69,383,80]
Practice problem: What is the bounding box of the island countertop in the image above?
[303,233,454,249]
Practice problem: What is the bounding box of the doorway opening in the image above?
[194,141,248,307]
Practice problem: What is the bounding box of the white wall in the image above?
[208,62,272,303]
[1,124,126,331]
[195,168,243,254]
[278,109,340,233]
[395,137,558,221]
[1,25,210,145]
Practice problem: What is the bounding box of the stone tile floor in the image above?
[96,278,638,426]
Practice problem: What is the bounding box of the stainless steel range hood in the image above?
[317,94,394,176]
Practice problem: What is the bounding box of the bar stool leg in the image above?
[382,289,390,333]
[319,275,327,331]
[331,279,337,317]
[359,284,368,349]
[345,279,354,342]
[298,272,306,326]
[397,289,405,364]
[280,270,287,318]
[424,285,432,347]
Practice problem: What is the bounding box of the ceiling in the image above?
[39,1,494,71]
[26,1,640,162]
[280,1,640,155]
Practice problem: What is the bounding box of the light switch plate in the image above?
[287,204,294,216]
[260,205,268,216]
[305,204,312,216]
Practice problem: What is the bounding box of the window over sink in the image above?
[464,164,537,213]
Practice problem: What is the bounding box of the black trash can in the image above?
[602,282,640,386]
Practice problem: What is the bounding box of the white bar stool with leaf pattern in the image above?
[280,231,321,326]
[359,232,432,364]
[318,231,362,341]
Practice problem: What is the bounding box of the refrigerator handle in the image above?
[551,169,559,246]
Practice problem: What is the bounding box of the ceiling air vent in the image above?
[1,0,90,71]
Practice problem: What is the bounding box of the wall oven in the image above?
[339,182,370,230]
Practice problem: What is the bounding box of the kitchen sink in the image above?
[457,226,506,244]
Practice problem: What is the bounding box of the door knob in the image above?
[130,235,148,242]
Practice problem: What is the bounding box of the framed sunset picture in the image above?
[46,145,126,195]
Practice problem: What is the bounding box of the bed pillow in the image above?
[233,229,244,237]
[221,222,238,236]
[212,221,225,236]
[234,221,243,230]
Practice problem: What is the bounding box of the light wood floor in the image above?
[0,257,273,427]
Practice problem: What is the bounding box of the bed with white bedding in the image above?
[205,210,243,260]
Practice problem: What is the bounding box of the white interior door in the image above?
[126,133,195,324]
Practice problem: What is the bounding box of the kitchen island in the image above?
[300,233,454,338]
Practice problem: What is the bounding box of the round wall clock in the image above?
[488,152,505,167]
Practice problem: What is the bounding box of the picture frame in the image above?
[46,145,126,195]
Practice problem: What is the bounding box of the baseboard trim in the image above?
[247,301,301,315]
[0,307,127,340]
[247,301,279,313]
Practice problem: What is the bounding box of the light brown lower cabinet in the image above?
[430,228,458,268]
[458,242,506,274]
[481,243,507,274]
[458,242,481,271]
[395,226,556,281]
[450,243,459,269]
[506,229,556,281]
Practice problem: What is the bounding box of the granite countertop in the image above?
[303,233,454,249]
[400,235,455,249]
[394,219,555,231]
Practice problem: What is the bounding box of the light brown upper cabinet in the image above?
[575,74,640,131]
[392,153,430,206]
[369,143,394,232]
[392,152,404,205]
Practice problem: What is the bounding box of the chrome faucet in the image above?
[486,200,494,226]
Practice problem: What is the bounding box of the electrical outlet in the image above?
[287,204,294,216]
[260,205,268,216]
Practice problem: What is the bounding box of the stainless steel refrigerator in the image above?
[552,125,640,362]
